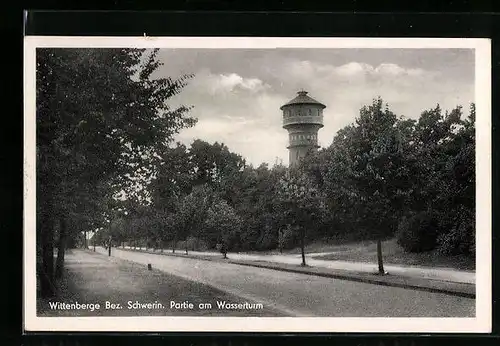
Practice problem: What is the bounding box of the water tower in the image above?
[281,90,326,167]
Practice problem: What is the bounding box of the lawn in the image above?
[308,238,475,271]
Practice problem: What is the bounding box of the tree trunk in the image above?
[84,230,87,249]
[183,223,190,255]
[55,217,67,279]
[39,211,55,298]
[279,229,283,254]
[377,238,385,274]
[108,236,112,256]
[172,237,177,253]
[300,228,306,266]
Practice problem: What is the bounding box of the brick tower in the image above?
[281,90,326,167]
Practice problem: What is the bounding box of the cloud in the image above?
[286,60,431,81]
[335,62,373,76]
[217,73,269,93]
[374,63,425,77]
[191,69,271,96]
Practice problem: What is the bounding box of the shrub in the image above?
[177,237,209,252]
[396,211,438,253]
[437,207,474,256]
[256,228,278,250]
[280,225,301,250]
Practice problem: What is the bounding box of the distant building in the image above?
[281,90,326,167]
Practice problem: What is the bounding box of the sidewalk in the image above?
[120,246,475,298]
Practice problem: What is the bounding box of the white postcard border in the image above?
[23,36,491,333]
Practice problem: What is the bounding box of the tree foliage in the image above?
[204,198,243,251]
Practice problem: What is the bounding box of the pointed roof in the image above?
[280,90,326,110]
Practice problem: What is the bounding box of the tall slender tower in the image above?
[281,90,326,167]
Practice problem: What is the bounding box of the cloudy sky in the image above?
[154,48,475,167]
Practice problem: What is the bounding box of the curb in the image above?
[116,247,475,299]
[228,260,475,299]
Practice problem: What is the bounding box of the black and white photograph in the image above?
[23,37,491,333]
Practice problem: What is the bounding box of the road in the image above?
[97,247,474,317]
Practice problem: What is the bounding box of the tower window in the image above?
[308,109,312,116]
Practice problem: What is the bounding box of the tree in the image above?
[146,140,247,253]
[278,168,325,266]
[150,143,194,213]
[204,198,243,256]
[36,48,195,296]
[217,162,287,252]
[175,184,214,254]
[410,104,475,255]
[311,128,361,242]
[188,140,246,188]
[301,98,410,272]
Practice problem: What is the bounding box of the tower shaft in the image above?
[280,91,326,167]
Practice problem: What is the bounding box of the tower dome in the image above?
[280,90,326,110]
[281,90,326,167]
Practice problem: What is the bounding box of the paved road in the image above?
[122,246,475,284]
[98,247,475,317]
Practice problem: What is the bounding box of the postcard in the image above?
[23,36,491,333]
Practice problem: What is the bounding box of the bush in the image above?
[280,225,301,250]
[256,228,278,251]
[437,207,474,256]
[177,237,209,252]
[396,212,438,253]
